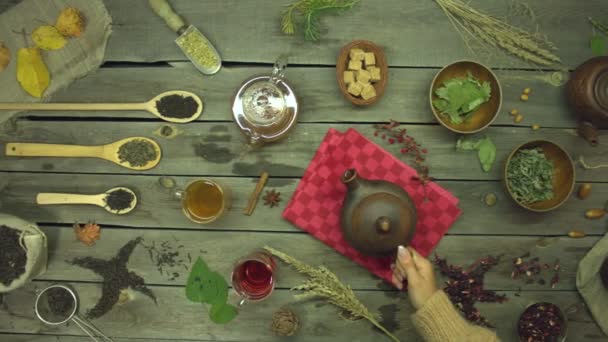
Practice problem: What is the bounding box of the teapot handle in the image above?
[577,121,599,146]
[269,54,288,84]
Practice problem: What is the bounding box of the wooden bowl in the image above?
[336,40,388,106]
[504,140,575,212]
[430,60,502,134]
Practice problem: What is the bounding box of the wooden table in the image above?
[1,1,607,341]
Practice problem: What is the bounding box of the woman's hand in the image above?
[391,245,438,310]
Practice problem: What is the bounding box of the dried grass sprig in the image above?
[434,0,561,66]
[579,156,608,170]
[264,246,400,342]
[589,17,608,36]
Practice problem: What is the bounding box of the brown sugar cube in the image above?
[348,59,362,71]
[356,69,371,84]
[347,81,363,96]
[361,83,377,100]
[349,48,365,61]
[368,66,381,82]
[343,71,355,85]
[364,52,376,67]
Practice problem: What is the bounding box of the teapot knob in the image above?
[375,216,392,234]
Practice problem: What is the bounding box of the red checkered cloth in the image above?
[282,128,462,284]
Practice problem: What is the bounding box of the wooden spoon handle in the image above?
[0,103,146,111]
[6,143,104,158]
[36,193,103,206]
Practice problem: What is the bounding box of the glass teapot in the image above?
[232,55,299,147]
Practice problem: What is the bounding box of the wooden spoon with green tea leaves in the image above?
[5,137,162,171]
[36,187,138,215]
[0,90,204,123]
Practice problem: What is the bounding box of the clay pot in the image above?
[340,169,417,257]
[565,56,608,146]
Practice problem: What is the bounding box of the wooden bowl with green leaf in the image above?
[504,140,575,212]
[430,60,502,134]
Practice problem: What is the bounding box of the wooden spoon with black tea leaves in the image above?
[0,90,204,123]
[5,137,162,171]
[36,187,138,215]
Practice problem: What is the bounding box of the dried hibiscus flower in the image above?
[73,221,101,246]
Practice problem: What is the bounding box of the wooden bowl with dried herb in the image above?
[504,140,575,212]
[336,40,388,106]
[517,302,567,342]
[430,60,502,134]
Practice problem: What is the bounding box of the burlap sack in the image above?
[576,233,608,337]
[0,213,47,293]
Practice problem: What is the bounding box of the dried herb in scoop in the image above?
[433,72,491,124]
[155,94,199,119]
[117,139,157,167]
[104,189,134,212]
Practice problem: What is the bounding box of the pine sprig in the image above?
[264,246,400,342]
[281,0,360,41]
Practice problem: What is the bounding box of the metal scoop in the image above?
[35,284,114,342]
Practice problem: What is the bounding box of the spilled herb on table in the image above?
[434,254,507,327]
[185,257,237,324]
[373,120,432,195]
[506,148,554,204]
[281,0,360,41]
[456,136,496,172]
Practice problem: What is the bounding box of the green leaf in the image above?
[186,257,211,302]
[591,35,606,56]
[456,136,482,151]
[209,303,238,324]
[201,271,229,306]
[477,137,496,172]
[432,73,492,124]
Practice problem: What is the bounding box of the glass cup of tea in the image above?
[231,249,276,305]
[175,179,231,224]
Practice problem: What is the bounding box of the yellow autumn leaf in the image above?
[31,25,67,50]
[56,7,85,37]
[17,47,50,98]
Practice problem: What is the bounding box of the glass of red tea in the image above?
[231,249,276,305]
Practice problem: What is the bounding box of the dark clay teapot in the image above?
[340,169,417,257]
[566,56,608,146]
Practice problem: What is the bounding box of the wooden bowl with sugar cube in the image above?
[336,40,388,106]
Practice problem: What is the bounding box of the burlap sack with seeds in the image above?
[0,213,47,293]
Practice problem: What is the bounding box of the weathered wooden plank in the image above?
[0,281,603,341]
[1,173,607,235]
[20,225,598,291]
[0,121,605,181]
[101,0,607,69]
[0,335,194,342]
[12,66,577,128]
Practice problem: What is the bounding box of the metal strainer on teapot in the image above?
[232,55,299,147]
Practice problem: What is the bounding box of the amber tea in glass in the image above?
[177,179,229,224]
[231,250,276,304]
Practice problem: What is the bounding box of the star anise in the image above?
[263,190,282,208]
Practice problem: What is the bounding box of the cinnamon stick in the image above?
[243,171,269,216]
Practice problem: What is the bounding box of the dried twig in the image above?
[579,156,608,170]
[264,246,400,342]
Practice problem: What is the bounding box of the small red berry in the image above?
[381,134,386,139]
[400,148,407,154]
[374,131,378,137]
[388,138,395,144]
[422,149,428,154]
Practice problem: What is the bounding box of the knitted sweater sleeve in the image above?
[411,290,501,342]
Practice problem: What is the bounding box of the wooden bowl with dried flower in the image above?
[336,40,388,106]
[430,60,502,134]
[504,140,575,212]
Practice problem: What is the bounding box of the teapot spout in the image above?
[342,169,360,190]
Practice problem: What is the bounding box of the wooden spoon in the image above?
[36,187,138,214]
[5,137,162,171]
[0,90,204,123]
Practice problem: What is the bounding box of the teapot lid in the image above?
[350,192,415,255]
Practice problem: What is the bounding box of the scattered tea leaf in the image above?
[209,303,238,324]
[590,35,606,56]
[16,47,49,98]
[456,136,496,172]
[31,25,67,50]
